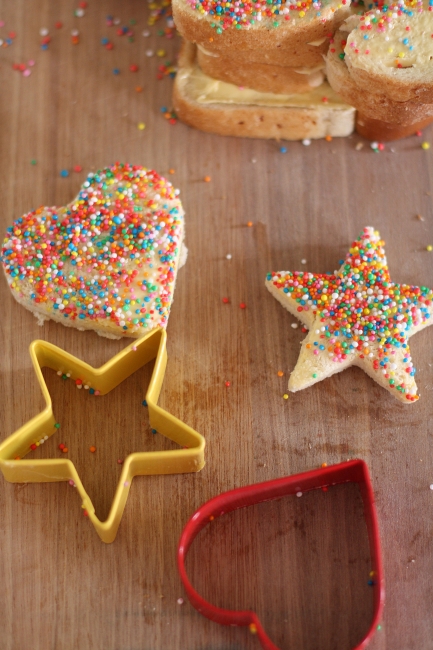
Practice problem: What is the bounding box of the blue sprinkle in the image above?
[280,146,288,153]
[60,169,69,178]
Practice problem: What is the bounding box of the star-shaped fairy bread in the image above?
[266,227,433,403]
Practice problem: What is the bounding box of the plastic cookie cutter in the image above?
[0,328,205,543]
[178,459,384,650]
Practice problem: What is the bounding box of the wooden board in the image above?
[0,1,432,649]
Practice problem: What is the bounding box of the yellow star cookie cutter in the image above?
[0,328,205,543]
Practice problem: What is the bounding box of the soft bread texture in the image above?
[326,28,433,128]
[173,42,355,140]
[1,164,187,339]
[197,46,325,95]
[342,6,433,103]
[266,227,433,403]
[172,0,351,60]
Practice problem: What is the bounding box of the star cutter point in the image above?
[266,226,433,403]
[0,328,205,543]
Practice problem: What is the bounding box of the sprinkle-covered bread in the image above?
[266,227,433,403]
[172,0,352,60]
[326,27,433,126]
[341,1,433,103]
[1,163,187,338]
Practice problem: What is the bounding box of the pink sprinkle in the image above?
[0,21,5,27]
[28,60,35,66]
[23,69,31,77]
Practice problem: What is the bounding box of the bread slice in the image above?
[266,226,433,403]
[326,28,433,134]
[197,45,325,95]
[173,42,355,140]
[172,0,352,62]
[326,28,433,125]
[341,8,433,103]
[1,164,187,339]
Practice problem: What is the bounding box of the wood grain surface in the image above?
[0,2,432,649]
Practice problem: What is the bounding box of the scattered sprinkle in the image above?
[60,169,69,178]
[204,175,211,182]
[421,142,430,150]
[89,446,96,453]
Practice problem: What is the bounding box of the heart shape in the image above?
[1,163,186,338]
[178,460,384,650]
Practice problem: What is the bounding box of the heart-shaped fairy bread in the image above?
[1,163,186,338]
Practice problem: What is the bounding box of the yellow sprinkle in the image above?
[398,52,405,58]
[283,393,289,400]
[156,49,165,57]
[249,623,257,634]
[138,122,146,130]
[426,245,433,252]
[421,142,430,150]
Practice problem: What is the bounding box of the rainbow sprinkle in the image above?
[186,0,343,32]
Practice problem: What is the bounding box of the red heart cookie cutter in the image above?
[178,459,384,650]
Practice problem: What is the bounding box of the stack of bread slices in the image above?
[172,0,433,141]
[172,0,357,140]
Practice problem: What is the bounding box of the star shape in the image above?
[266,227,433,403]
[0,328,205,542]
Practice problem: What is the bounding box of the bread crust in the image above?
[326,29,433,126]
[356,113,433,141]
[173,42,355,140]
[197,47,325,95]
[346,58,433,104]
[173,0,351,61]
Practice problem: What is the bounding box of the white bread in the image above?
[1,164,187,339]
[326,27,433,137]
[326,28,433,124]
[342,6,433,103]
[197,45,325,95]
[172,0,352,63]
[266,226,433,403]
[173,42,355,140]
